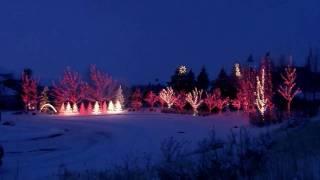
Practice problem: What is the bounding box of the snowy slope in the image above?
[0,112,274,179]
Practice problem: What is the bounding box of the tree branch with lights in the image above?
[186,88,203,115]
[159,87,177,109]
[278,64,301,114]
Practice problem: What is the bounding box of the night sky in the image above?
[0,0,320,84]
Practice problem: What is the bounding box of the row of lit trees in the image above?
[128,86,229,115]
[128,57,301,119]
[21,65,124,114]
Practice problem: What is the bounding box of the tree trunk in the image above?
[287,100,291,114]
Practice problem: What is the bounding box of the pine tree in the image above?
[168,66,195,92]
[212,68,237,99]
[196,67,210,91]
[39,86,49,112]
[114,85,125,107]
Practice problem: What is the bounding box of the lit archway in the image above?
[40,104,58,113]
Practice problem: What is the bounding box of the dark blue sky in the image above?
[0,0,320,84]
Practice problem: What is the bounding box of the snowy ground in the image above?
[0,111,275,180]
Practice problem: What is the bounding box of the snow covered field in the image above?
[0,111,274,180]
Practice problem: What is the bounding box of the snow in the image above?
[0,111,275,179]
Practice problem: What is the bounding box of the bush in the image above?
[58,129,272,180]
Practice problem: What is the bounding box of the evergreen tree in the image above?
[39,86,49,111]
[168,67,195,92]
[114,85,125,107]
[212,68,237,99]
[196,67,210,90]
[185,70,196,92]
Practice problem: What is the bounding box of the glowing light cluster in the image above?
[108,100,123,114]
[178,65,187,75]
[59,100,123,116]
[234,63,241,77]
[40,104,58,113]
[255,69,268,117]
[186,88,203,116]
[159,87,177,109]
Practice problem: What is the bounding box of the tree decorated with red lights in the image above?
[159,87,177,109]
[231,98,241,111]
[53,68,86,107]
[144,91,158,108]
[212,88,229,113]
[79,102,86,114]
[131,89,143,110]
[237,67,256,112]
[204,91,216,113]
[21,72,38,111]
[278,63,301,114]
[186,88,203,115]
[89,65,113,102]
[87,102,93,113]
[174,92,187,112]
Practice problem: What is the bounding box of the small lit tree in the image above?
[159,87,177,109]
[114,85,125,107]
[204,91,216,113]
[186,88,203,115]
[210,88,228,113]
[102,101,108,113]
[231,99,241,111]
[174,92,187,112]
[144,91,158,109]
[21,72,37,111]
[39,86,49,112]
[79,102,86,114]
[255,69,268,118]
[131,89,143,110]
[278,64,301,114]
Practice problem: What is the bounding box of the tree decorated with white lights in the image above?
[114,100,123,112]
[114,85,125,107]
[186,88,203,115]
[93,101,101,114]
[159,87,177,109]
[72,103,78,114]
[255,69,268,118]
[108,101,115,112]
[278,63,301,114]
